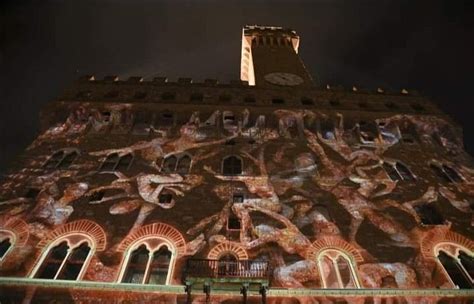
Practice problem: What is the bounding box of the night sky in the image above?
[1,0,473,172]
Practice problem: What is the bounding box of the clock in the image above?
[264,72,304,86]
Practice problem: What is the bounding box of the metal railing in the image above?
[184,259,270,280]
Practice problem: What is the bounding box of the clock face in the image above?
[264,72,304,86]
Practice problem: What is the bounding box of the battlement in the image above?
[76,74,419,97]
[243,25,299,38]
[53,74,441,119]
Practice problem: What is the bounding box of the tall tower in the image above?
[240,25,315,87]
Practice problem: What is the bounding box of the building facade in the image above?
[0,25,473,303]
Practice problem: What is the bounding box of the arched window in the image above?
[319,119,336,140]
[317,249,360,289]
[395,162,415,181]
[437,249,473,289]
[44,150,79,169]
[32,236,93,280]
[413,204,444,225]
[430,163,463,183]
[442,164,463,183]
[116,153,133,171]
[0,231,14,261]
[358,121,378,143]
[100,153,119,171]
[100,153,133,171]
[227,214,241,231]
[161,154,191,174]
[314,205,332,222]
[120,239,175,285]
[382,161,415,181]
[44,151,65,169]
[222,156,242,175]
[176,155,191,175]
[155,111,174,127]
[162,155,177,173]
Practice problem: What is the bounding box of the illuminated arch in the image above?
[420,228,474,288]
[420,228,474,259]
[1,218,29,247]
[37,220,107,251]
[307,236,364,263]
[117,223,186,256]
[207,243,248,260]
[316,248,361,288]
[30,233,94,280]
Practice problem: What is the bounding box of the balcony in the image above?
[184,259,270,284]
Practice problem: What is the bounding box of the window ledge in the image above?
[0,277,473,297]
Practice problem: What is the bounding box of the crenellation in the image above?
[204,78,218,86]
[177,77,193,85]
[127,76,144,83]
[103,75,119,82]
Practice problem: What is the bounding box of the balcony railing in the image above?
[184,259,270,281]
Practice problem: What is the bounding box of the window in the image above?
[385,102,399,109]
[134,92,147,99]
[301,98,314,105]
[116,153,133,171]
[382,161,415,181]
[0,231,14,260]
[430,163,463,183]
[101,112,111,122]
[244,96,256,103]
[395,162,415,181]
[223,111,236,125]
[329,99,340,107]
[44,150,79,169]
[225,139,236,146]
[161,92,175,101]
[219,94,232,102]
[0,238,12,260]
[272,98,285,104]
[437,250,473,289]
[159,193,173,205]
[227,214,241,230]
[233,194,244,203]
[314,205,332,222]
[319,120,336,140]
[104,91,119,98]
[132,112,153,135]
[414,204,444,225]
[99,153,133,172]
[358,102,368,109]
[161,154,191,174]
[24,188,40,199]
[120,241,174,285]
[222,156,242,175]
[162,155,177,173]
[155,111,174,127]
[318,249,360,288]
[176,155,191,174]
[358,121,378,143]
[100,153,119,171]
[76,91,92,99]
[88,191,104,203]
[442,164,463,183]
[190,93,203,102]
[34,238,92,280]
[411,103,425,112]
[399,124,418,144]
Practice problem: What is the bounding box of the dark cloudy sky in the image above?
[1,0,473,171]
